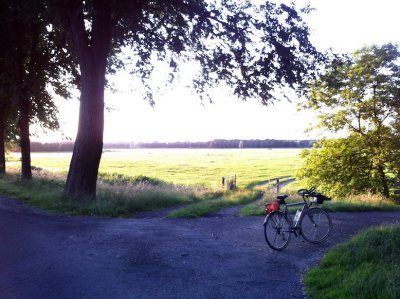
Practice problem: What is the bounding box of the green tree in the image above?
[0,0,75,178]
[0,77,19,174]
[48,0,324,199]
[300,44,400,197]
[0,103,5,174]
[299,137,381,197]
[0,54,9,174]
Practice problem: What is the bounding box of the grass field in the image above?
[6,148,302,188]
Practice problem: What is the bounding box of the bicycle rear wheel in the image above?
[264,211,292,251]
[300,207,332,244]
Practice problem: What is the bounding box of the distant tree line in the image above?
[135,139,315,148]
[21,139,315,152]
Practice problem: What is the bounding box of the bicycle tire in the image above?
[299,207,332,244]
[264,211,292,251]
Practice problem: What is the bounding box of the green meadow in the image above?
[4,148,398,217]
[7,148,302,188]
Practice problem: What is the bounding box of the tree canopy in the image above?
[51,0,323,102]
[299,44,400,198]
[45,0,325,199]
[0,0,76,178]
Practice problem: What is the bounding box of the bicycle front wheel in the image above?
[264,211,292,251]
[300,208,332,244]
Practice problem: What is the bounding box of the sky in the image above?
[35,0,400,143]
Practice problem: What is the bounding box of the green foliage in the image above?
[0,0,76,129]
[301,44,400,198]
[298,137,377,197]
[305,224,400,299]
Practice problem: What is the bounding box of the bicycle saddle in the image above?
[277,195,288,203]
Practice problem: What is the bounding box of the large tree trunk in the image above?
[377,164,390,198]
[64,66,105,199]
[18,96,32,179]
[63,0,113,200]
[0,108,5,174]
[14,19,32,180]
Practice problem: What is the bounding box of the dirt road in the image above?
[0,195,399,299]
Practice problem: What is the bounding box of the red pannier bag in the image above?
[265,201,280,214]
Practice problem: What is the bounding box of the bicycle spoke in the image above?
[310,212,321,240]
[300,208,332,244]
[264,211,292,250]
[272,230,278,246]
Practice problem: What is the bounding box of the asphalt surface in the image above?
[0,195,399,299]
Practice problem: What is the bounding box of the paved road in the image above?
[0,195,399,299]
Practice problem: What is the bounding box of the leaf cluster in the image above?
[49,0,325,105]
[298,137,386,197]
[305,43,400,135]
[0,0,78,133]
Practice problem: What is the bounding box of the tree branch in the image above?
[160,0,245,36]
[91,0,113,72]
[64,0,89,68]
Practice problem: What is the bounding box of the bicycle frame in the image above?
[282,201,308,236]
[284,198,314,221]
[264,197,314,235]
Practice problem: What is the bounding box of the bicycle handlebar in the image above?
[296,187,332,205]
[297,186,317,197]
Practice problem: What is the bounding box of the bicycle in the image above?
[263,187,332,251]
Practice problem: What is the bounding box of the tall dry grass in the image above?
[0,168,210,216]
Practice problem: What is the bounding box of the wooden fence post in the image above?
[276,179,280,194]
[222,175,236,190]
[394,182,400,204]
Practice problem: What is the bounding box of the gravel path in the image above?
[0,195,399,299]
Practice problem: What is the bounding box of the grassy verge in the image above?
[305,224,400,299]
[241,197,400,216]
[241,184,400,216]
[0,169,204,217]
[321,193,400,212]
[167,189,262,218]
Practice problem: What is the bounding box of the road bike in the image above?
[263,187,332,251]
